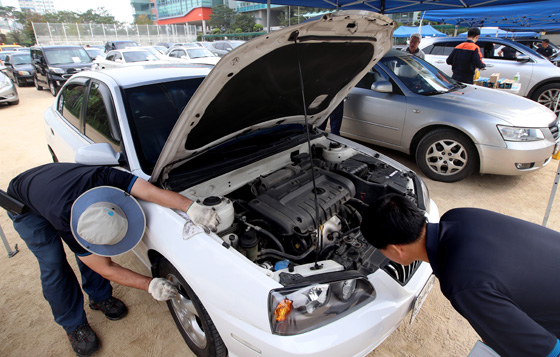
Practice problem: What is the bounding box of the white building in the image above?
[18,0,55,14]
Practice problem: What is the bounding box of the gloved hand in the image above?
[186,203,221,232]
[148,278,178,301]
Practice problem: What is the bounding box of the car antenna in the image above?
[291,30,323,270]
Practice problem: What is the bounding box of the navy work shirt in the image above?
[446,40,485,84]
[8,163,137,255]
[426,208,560,357]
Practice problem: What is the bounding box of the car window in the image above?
[214,42,224,50]
[122,51,156,62]
[85,82,121,152]
[186,48,215,58]
[12,54,31,65]
[425,41,462,56]
[59,83,86,130]
[44,47,91,65]
[495,45,519,60]
[123,77,205,173]
[106,53,116,61]
[356,67,389,89]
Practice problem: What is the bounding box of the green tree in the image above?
[43,10,80,23]
[253,23,263,32]
[232,12,255,33]
[79,8,119,24]
[134,14,153,25]
[209,4,236,31]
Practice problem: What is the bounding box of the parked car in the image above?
[31,45,93,96]
[207,40,246,57]
[0,44,22,52]
[0,71,19,105]
[341,50,559,182]
[3,52,33,87]
[44,11,438,356]
[84,46,105,60]
[166,46,220,65]
[516,38,560,64]
[94,49,164,70]
[104,40,139,52]
[0,50,17,66]
[420,37,560,115]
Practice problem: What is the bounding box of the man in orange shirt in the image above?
[446,28,486,84]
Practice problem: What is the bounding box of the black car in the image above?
[104,40,139,52]
[30,45,93,96]
[3,53,34,87]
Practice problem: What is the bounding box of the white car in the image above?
[44,11,437,356]
[94,49,167,70]
[166,46,220,65]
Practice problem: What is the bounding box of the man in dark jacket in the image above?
[7,163,220,356]
[360,193,560,357]
[446,28,486,84]
[537,39,554,59]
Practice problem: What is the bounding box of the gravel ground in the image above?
[1,86,559,356]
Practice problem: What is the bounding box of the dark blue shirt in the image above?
[426,208,560,357]
[8,163,137,255]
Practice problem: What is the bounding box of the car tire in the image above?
[34,75,43,90]
[415,128,478,182]
[532,83,560,116]
[49,80,58,96]
[157,258,227,357]
[14,76,21,87]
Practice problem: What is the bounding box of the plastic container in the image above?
[513,72,520,82]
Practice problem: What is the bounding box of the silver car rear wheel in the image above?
[533,83,560,116]
[416,128,478,182]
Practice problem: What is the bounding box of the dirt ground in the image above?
[1,86,560,357]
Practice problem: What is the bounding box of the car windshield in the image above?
[382,55,458,95]
[86,48,104,58]
[122,50,159,62]
[186,48,216,58]
[44,47,91,65]
[12,54,31,65]
[123,77,206,173]
[115,42,138,49]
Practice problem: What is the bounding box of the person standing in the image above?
[318,100,344,135]
[446,28,486,84]
[537,39,554,59]
[405,33,425,59]
[6,163,221,356]
[360,193,560,357]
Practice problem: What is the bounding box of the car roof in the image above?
[31,45,85,49]
[72,64,213,88]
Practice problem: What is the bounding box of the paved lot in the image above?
[1,85,560,356]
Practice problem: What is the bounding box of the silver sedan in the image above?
[341,50,559,182]
[0,71,19,106]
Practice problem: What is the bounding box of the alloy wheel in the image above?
[537,88,560,116]
[424,139,467,176]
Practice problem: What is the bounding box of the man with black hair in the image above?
[446,28,486,84]
[360,193,560,357]
[537,39,554,59]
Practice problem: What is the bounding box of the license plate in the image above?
[410,274,435,325]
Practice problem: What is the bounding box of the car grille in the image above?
[383,260,422,285]
[549,119,559,140]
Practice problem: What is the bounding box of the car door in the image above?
[422,40,462,77]
[342,64,408,149]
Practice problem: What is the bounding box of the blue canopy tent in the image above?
[457,27,539,38]
[393,25,446,38]
[423,0,560,32]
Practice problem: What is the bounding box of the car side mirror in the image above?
[370,81,393,93]
[75,143,120,165]
[516,54,532,63]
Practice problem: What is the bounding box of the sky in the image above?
[2,0,134,23]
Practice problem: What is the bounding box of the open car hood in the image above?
[151,10,395,183]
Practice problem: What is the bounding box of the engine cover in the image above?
[248,166,355,236]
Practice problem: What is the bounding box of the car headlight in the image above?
[0,76,12,89]
[49,67,65,74]
[498,125,544,141]
[269,272,376,335]
[17,70,30,75]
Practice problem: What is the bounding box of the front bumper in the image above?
[212,262,434,357]
[478,139,558,175]
[0,83,18,103]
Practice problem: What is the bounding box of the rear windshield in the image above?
[123,77,205,174]
[12,54,31,65]
[44,47,92,65]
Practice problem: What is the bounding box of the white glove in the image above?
[186,203,221,232]
[148,278,178,301]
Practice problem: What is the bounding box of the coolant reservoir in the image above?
[322,142,354,163]
[192,196,234,233]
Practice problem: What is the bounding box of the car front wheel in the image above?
[49,80,58,96]
[415,128,478,182]
[157,258,227,357]
[34,75,43,90]
[532,83,560,116]
[14,75,21,87]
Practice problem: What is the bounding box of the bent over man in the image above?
[446,28,485,84]
[360,194,560,357]
[7,163,221,356]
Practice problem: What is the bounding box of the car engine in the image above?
[188,142,423,285]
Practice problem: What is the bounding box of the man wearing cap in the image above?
[7,163,221,356]
[405,33,425,60]
[537,39,554,59]
[360,193,560,357]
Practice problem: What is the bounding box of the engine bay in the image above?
[182,137,424,286]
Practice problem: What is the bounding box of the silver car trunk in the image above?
[151,10,395,183]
